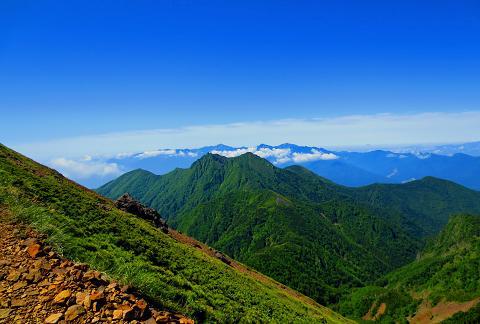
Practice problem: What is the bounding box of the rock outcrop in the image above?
[115,193,168,233]
[214,252,231,266]
[0,219,192,323]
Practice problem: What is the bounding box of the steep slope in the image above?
[98,153,424,304]
[0,217,192,323]
[0,144,350,323]
[337,214,480,323]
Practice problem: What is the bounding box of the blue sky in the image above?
[1,1,480,156]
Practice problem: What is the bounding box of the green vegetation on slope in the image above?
[97,154,441,304]
[337,214,480,323]
[351,178,480,237]
[0,144,351,323]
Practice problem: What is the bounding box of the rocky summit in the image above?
[0,216,193,324]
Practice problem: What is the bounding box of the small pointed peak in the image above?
[204,152,228,160]
[276,143,296,148]
[192,152,228,168]
[257,144,272,149]
[204,144,237,151]
[232,151,275,167]
[234,151,260,160]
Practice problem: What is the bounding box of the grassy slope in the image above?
[0,144,351,323]
[337,214,480,323]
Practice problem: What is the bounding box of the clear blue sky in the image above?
[1,1,480,147]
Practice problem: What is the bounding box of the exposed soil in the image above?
[363,292,480,323]
[362,302,387,321]
[410,297,480,324]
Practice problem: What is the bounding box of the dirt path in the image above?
[0,213,193,324]
[410,297,480,323]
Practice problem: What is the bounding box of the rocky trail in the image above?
[0,214,193,324]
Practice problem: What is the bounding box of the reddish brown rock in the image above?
[90,290,105,301]
[22,238,38,247]
[75,291,87,305]
[112,309,123,320]
[45,313,63,323]
[11,298,27,307]
[65,305,85,321]
[123,306,138,321]
[26,243,42,258]
[12,280,27,290]
[53,289,72,304]
[0,308,11,319]
[6,270,21,281]
[120,284,131,293]
[136,299,148,311]
[106,282,118,291]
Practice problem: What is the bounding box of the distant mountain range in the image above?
[394,140,480,157]
[96,142,480,190]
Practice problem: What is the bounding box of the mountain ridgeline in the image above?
[97,152,480,305]
[93,143,480,190]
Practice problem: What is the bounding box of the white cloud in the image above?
[211,147,292,162]
[275,156,292,164]
[387,153,409,159]
[210,146,337,164]
[211,147,256,158]
[136,149,177,159]
[413,152,431,159]
[135,149,198,159]
[50,158,122,179]
[179,151,198,157]
[292,149,339,163]
[387,168,399,178]
[211,147,292,161]
[255,148,291,160]
[115,152,136,159]
[11,111,480,160]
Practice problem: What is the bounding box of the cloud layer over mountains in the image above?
[11,111,480,160]
[210,147,338,164]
